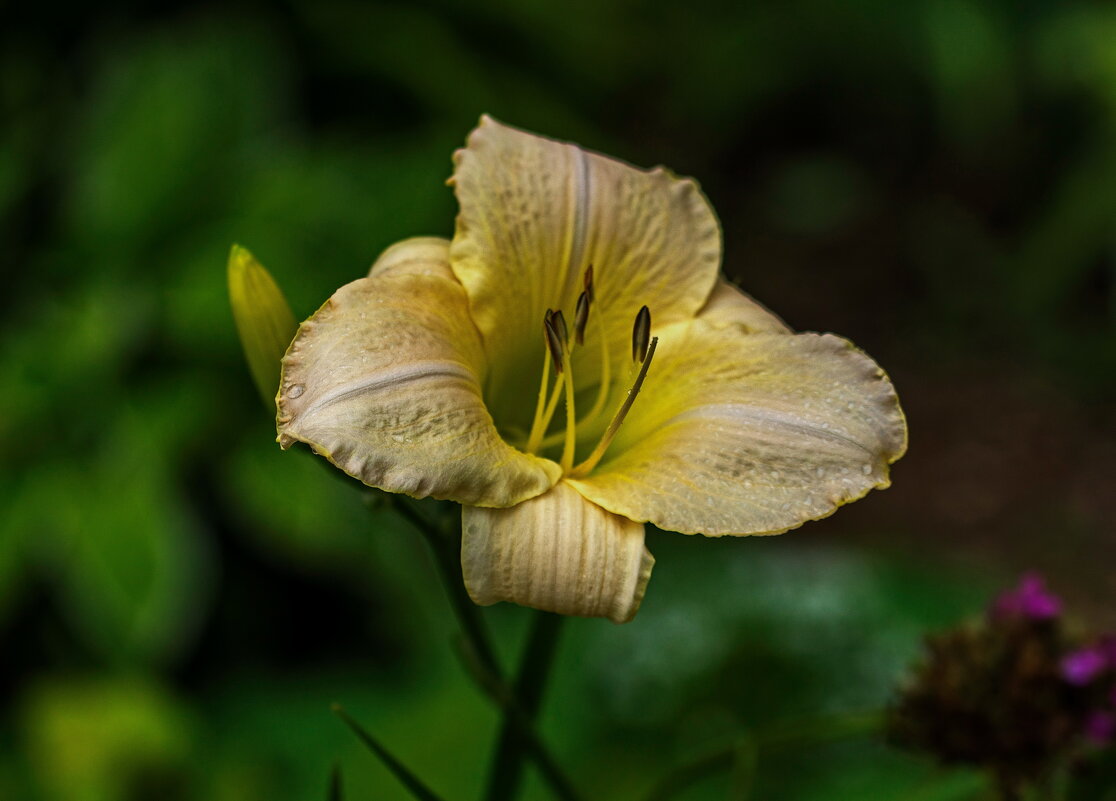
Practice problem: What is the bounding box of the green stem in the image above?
[388,497,580,801]
[390,496,502,680]
[643,711,883,801]
[484,612,565,801]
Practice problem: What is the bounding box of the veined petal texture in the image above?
[449,116,721,426]
[462,481,654,624]
[277,265,560,507]
[568,322,907,536]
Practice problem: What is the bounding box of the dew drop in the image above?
[861,463,872,475]
[391,434,405,443]
[287,384,305,399]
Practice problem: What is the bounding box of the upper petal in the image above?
[276,266,560,506]
[567,321,907,536]
[462,480,654,624]
[449,116,721,427]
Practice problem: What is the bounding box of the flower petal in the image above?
[449,116,721,427]
[462,481,654,623]
[368,236,454,281]
[697,279,791,333]
[567,321,907,536]
[277,269,560,506]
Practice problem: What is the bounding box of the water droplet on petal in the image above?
[861,463,872,475]
[287,384,304,399]
[391,434,405,443]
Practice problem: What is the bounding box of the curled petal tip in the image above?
[462,483,654,623]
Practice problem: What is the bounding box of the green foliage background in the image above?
[3,1,1116,799]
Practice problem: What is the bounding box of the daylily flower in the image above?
[275,116,907,623]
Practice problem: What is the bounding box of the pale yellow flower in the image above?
[275,116,907,623]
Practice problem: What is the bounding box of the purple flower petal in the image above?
[1062,646,1109,686]
[990,572,1063,621]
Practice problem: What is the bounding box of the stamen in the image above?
[569,335,658,478]
[527,312,571,454]
[559,340,578,473]
[632,305,651,364]
[543,312,565,373]
[538,284,612,450]
[574,291,590,346]
[583,264,595,303]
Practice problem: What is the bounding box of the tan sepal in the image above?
[462,481,654,624]
[697,278,792,333]
[369,236,455,281]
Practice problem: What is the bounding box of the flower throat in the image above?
[522,265,658,477]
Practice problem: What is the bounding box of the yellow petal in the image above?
[697,279,791,333]
[449,116,721,428]
[276,268,561,506]
[368,236,455,281]
[227,245,297,407]
[567,321,907,536]
[462,481,654,624]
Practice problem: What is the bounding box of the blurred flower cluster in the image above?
[888,573,1116,798]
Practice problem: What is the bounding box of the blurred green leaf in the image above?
[36,405,213,667]
[21,676,192,801]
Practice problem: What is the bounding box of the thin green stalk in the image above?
[333,705,449,801]
[484,612,566,801]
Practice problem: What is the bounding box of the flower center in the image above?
[522,266,658,477]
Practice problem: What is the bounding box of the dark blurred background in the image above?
[3,0,1115,799]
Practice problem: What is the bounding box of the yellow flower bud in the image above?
[227,245,296,407]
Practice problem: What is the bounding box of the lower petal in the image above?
[462,481,654,624]
[277,268,560,506]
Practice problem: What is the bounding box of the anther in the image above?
[632,305,651,363]
[583,264,595,303]
[543,312,565,373]
[574,291,590,346]
[551,309,569,346]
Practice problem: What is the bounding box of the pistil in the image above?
[569,310,658,478]
[522,277,658,475]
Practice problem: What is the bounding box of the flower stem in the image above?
[389,496,502,680]
[484,611,565,801]
[388,496,581,801]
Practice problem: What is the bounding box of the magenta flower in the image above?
[1062,646,1109,686]
[990,572,1063,621]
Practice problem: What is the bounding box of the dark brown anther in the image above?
[551,309,569,346]
[543,312,565,373]
[583,264,595,303]
[574,291,590,346]
[632,305,651,363]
